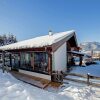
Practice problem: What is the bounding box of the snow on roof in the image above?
[68,51,92,57]
[0,30,75,50]
[70,51,85,55]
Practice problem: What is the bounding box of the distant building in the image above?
[92,51,100,60]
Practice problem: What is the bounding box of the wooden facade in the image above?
[2,47,52,75]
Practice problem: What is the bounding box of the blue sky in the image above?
[0,0,100,43]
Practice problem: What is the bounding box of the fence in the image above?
[63,72,100,87]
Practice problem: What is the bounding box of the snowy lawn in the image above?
[70,61,100,76]
[0,69,100,100]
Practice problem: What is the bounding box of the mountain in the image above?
[80,42,100,51]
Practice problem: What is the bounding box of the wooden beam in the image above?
[48,52,52,75]
[9,54,12,67]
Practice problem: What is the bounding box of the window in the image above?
[12,53,20,68]
[4,53,10,67]
[34,52,48,73]
[19,52,49,74]
[20,52,32,70]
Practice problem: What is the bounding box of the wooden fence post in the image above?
[87,73,90,85]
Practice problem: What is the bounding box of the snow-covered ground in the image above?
[0,70,69,100]
[0,69,100,100]
[58,82,100,100]
[71,61,100,76]
[65,61,100,84]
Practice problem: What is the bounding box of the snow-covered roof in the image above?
[68,51,85,56]
[0,30,75,50]
[68,51,92,57]
[69,51,85,55]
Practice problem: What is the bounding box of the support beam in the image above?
[79,56,83,66]
[48,52,52,75]
[9,54,12,67]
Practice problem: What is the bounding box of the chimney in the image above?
[49,30,53,36]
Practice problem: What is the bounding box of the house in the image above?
[0,30,79,81]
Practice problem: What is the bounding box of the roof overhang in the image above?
[52,32,78,52]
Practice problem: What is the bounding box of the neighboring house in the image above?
[91,51,100,60]
[0,30,78,81]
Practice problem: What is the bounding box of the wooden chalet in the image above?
[0,30,80,81]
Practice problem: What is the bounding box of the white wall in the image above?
[19,69,51,80]
[53,42,67,72]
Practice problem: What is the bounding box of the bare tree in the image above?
[0,33,17,46]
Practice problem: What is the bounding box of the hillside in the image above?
[80,42,100,51]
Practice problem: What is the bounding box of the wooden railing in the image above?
[63,72,100,87]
